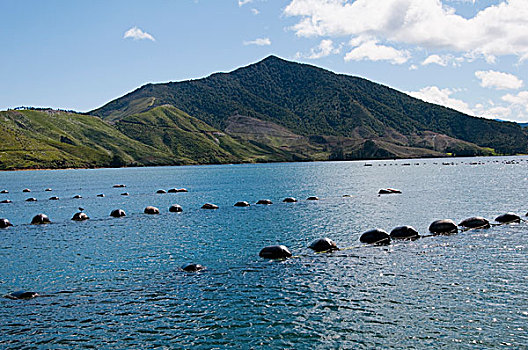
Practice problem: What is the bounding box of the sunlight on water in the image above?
[1,156,527,348]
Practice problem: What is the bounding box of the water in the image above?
[1,157,527,349]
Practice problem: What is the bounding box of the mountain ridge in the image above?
[92,55,527,157]
[1,56,527,170]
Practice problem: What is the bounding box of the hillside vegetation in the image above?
[2,56,527,170]
[93,55,528,157]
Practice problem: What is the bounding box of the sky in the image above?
[1,0,528,122]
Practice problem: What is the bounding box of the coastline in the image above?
[1,153,524,172]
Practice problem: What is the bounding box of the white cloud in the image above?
[407,86,474,115]
[284,0,528,61]
[502,91,528,111]
[299,39,341,59]
[475,105,512,119]
[422,54,463,67]
[475,70,524,90]
[422,54,448,67]
[345,39,410,64]
[238,0,253,6]
[251,8,260,15]
[243,38,271,46]
[123,26,155,41]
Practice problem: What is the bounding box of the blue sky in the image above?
[1,0,527,122]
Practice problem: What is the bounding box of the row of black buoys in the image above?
[260,212,525,258]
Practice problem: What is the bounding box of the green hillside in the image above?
[93,55,528,156]
[113,105,292,164]
[2,56,527,170]
[0,109,175,170]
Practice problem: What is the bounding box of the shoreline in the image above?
[1,153,526,172]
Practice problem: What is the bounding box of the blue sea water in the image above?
[0,157,527,349]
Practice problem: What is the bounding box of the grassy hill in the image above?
[2,56,527,170]
[92,55,528,157]
[0,109,175,170]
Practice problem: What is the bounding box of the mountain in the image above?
[2,56,527,170]
[92,55,528,158]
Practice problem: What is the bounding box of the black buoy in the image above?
[169,188,188,193]
[256,199,273,205]
[72,212,89,221]
[31,214,51,225]
[0,218,13,228]
[73,195,82,199]
[5,291,39,300]
[169,204,183,212]
[306,196,319,201]
[113,184,126,188]
[144,206,160,215]
[201,203,219,210]
[22,188,31,193]
[110,209,126,218]
[97,194,105,197]
[234,201,250,207]
[379,188,402,194]
[360,229,391,245]
[459,217,490,229]
[429,219,458,234]
[121,192,129,196]
[390,225,420,239]
[156,189,167,194]
[259,245,292,259]
[283,197,297,203]
[1,199,12,204]
[49,196,59,200]
[1,190,8,194]
[25,197,37,202]
[309,238,338,252]
[45,188,52,192]
[495,213,521,224]
[181,263,206,272]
